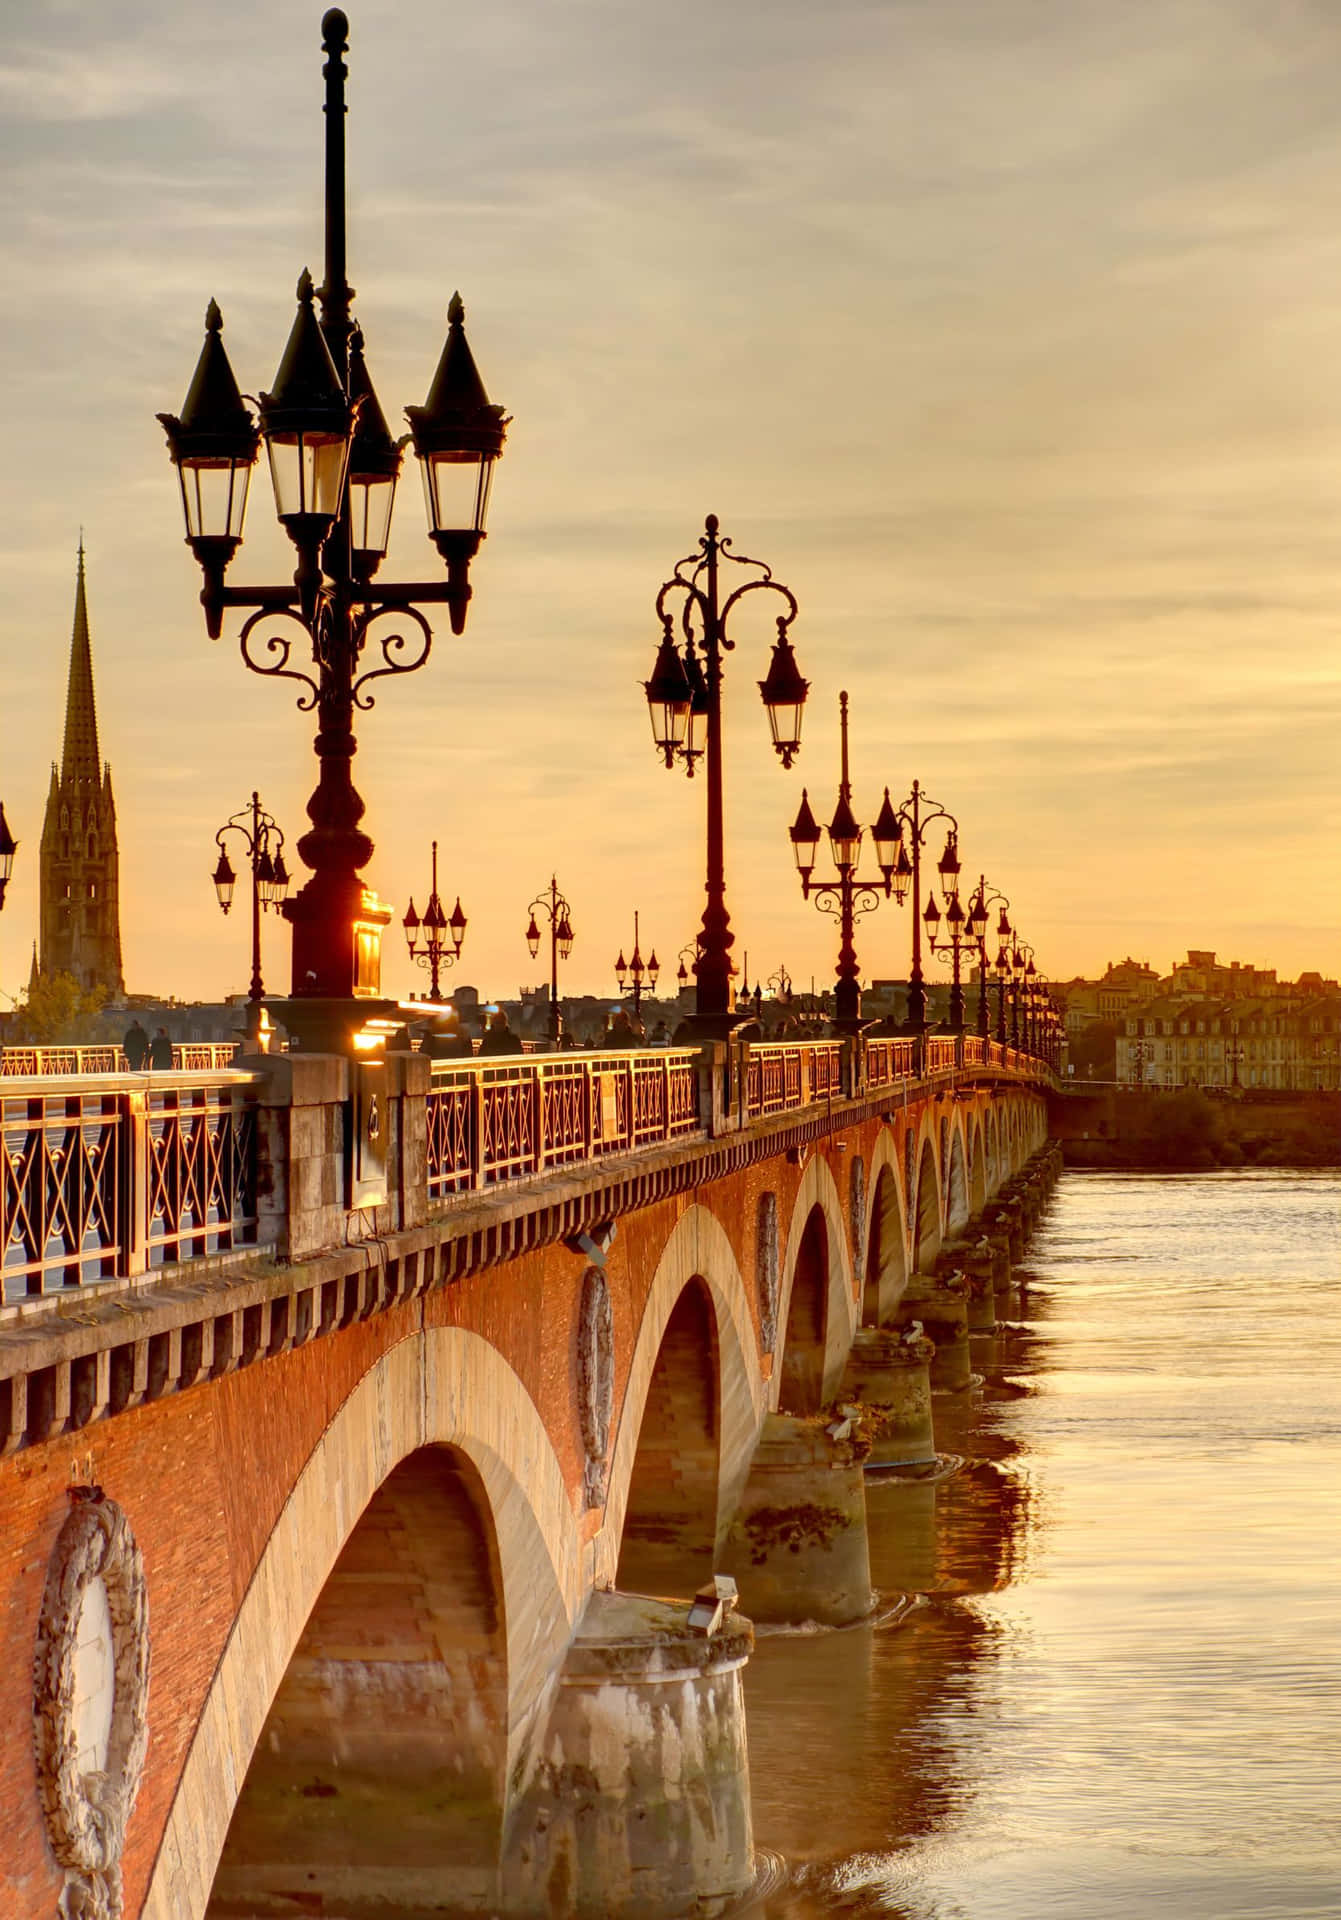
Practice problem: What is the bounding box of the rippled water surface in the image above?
[746,1171,1341,1920]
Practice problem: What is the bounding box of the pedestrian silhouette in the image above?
[123,1019,149,1070]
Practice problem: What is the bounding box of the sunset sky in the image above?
[1,0,1338,1008]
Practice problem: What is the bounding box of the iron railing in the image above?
[426,1049,702,1198]
[741,1041,843,1120]
[0,1043,240,1078]
[2,1074,260,1303]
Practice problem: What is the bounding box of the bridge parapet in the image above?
[1,1070,263,1306]
[1,1035,1051,1328]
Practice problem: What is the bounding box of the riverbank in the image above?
[1051,1085,1339,1170]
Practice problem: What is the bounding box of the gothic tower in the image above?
[39,545,125,994]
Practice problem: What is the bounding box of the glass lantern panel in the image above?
[648,695,689,755]
[766,700,804,753]
[267,432,348,522]
[829,828,862,870]
[421,450,491,536]
[349,473,397,560]
[181,458,250,541]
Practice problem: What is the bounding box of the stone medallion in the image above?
[33,1491,149,1920]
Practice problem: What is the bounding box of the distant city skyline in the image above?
[1,0,1337,1007]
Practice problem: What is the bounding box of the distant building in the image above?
[38,545,124,995]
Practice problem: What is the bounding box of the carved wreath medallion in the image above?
[33,1491,150,1920]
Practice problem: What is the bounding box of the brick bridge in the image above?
[2,1032,1057,1920]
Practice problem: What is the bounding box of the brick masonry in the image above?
[0,1081,1048,1919]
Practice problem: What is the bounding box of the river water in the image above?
[744,1171,1341,1920]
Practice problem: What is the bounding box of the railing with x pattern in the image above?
[1,1073,261,1304]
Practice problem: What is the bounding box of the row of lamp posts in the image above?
[156,12,1058,1065]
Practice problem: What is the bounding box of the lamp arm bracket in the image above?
[351,605,434,710]
[655,576,710,650]
[718,574,799,641]
[238,609,320,711]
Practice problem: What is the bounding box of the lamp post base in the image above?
[263,995,402,1057]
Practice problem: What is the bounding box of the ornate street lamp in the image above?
[926,842,972,1034]
[212,791,290,1038]
[158,13,508,1044]
[966,877,1011,1044]
[675,942,700,996]
[526,876,575,1047]
[402,840,466,1001]
[789,691,893,1031]
[884,781,959,1034]
[644,515,807,1033]
[0,803,16,911]
[614,912,658,1023]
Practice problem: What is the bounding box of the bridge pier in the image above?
[895,1274,972,1393]
[506,1590,755,1920]
[840,1327,938,1468]
[718,1413,873,1626]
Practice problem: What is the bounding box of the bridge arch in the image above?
[912,1133,942,1271]
[945,1127,971,1238]
[144,1331,579,1920]
[969,1118,987,1215]
[600,1204,763,1596]
[861,1128,909,1325]
[775,1154,856,1413]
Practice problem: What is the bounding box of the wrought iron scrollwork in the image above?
[237,609,320,711]
[351,605,434,710]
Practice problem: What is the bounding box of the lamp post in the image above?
[0,804,15,911]
[614,912,658,1022]
[675,943,700,999]
[157,12,507,1047]
[212,791,291,1037]
[1007,940,1033,1051]
[884,783,960,1034]
[966,878,1011,1044]
[1226,1040,1245,1089]
[526,877,574,1047]
[788,691,894,1031]
[1130,1037,1151,1087]
[643,515,808,1034]
[402,841,466,1001]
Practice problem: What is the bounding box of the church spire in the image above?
[61,538,102,789]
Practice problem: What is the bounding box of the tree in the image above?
[10,972,110,1045]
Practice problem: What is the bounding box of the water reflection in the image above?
[746,1173,1341,1920]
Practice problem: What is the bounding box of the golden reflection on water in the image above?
[746,1171,1341,1920]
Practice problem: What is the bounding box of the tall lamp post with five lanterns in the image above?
[643,515,808,1034]
[966,877,1012,1044]
[157,10,507,1049]
[402,842,466,1001]
[787,692,897,1031]
[526,878,575,1047]
[614,914,659,1024]
[211,791,291,1039]
[884,782,961,1034]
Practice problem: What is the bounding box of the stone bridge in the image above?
[1,1033,1057,1920]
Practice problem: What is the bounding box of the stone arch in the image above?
[862,1162,908,1326]
[969,1118,987,1215]
[615,1277,721,1599]
[774,1155,856,1414]
[143,1331,578,1920]
[208,1445,511,1916]
[912,1137,942,1271]
[945,1129,970,1238]
[599,1204,763,1596]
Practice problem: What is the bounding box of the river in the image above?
[744,1170,1341,1920]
